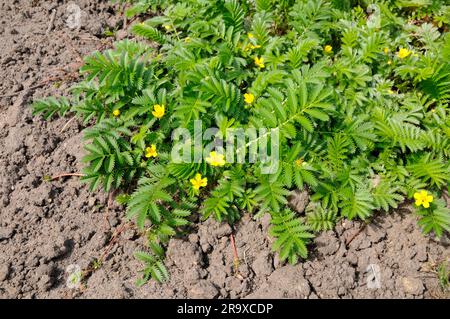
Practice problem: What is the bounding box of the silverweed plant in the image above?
[33,0,450,284]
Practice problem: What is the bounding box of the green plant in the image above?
[33,0,450,284]
[416,196,450,237]
[134,251,169,285]
[437,260,449,292]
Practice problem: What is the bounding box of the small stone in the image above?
[88,21,104,36]
[37,274,52,291]
[0,263,11,281]
[315,231,340,256]
[367,225,386,243]
[401,277,424,295]
[87,197,96,207]
[122,228,137,241]
[2,196,10,206]
[35,264,52,278]
[252,252,273,276]
[188,280,219,299]
[342,220,355,230]
[40,238,68,260]
[225,277,243,293]
[213,224,232,238]
[0,227,14,240]
[108,216,119,227]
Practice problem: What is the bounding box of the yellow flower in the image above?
[245,44,261,52]
[190,173,208,190]
[294,158,304,167]
[397,48,411,59]
[244,93,255,104]
[254,56,265,69]
[324,45,333,54]
[387,60,392,65]
[184,37,191,43]
[152,104,165,119]
[206,151,226,167]
[248,33,255,39]
[163,24,172,31]
[145,144,158,158]
[113,109,121,117]
[383,47,389,54]
[414,190,433,208]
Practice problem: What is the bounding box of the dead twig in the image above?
[50,173,84,181]
[100,222,131,261]
[345,223,367,246]
[60,115,77,133]
[80,222,132,281]
[0,72,78,99]
[230,234,240,273]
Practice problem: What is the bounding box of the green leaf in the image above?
[269,209,315,264]
[339,187,375,220]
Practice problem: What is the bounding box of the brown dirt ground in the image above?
[0,0,449,299]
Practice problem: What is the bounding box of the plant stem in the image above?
[230,233,240,273]
[51,173,84,181]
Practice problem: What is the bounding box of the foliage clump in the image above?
[34,0,450,284]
